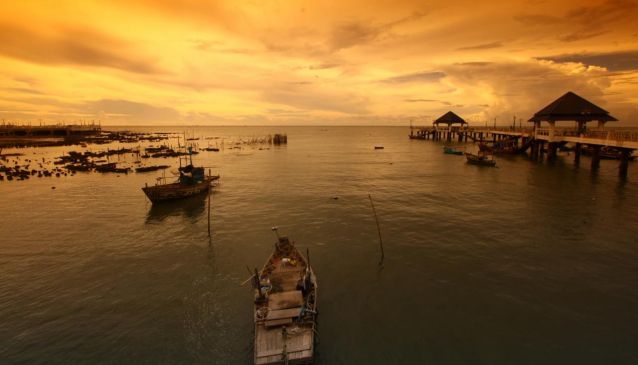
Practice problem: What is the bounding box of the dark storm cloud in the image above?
[380,71,446,84]
[0,23,162,74]
[541,50,638,71]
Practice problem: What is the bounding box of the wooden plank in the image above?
[266,307,302,320]
[256,348,284,358]
[268,291,303,310]
[264,318,292,327]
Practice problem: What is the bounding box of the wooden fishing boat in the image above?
[465,152,496,167]
[253,233,317,365]
[142,165,218,203]
[443,146,465,155]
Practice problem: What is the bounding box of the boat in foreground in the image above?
[465,152,496,167]
[253,233,317,365]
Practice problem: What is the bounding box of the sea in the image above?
[1,126,637,364]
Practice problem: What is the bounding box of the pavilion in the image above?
[433,111,467,128]
[528,91,617,134]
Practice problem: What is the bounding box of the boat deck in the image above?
[254,239,315,364]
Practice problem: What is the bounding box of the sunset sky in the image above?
[1,0,637,125]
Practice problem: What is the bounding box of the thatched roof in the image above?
[433,111,466,125]
[529,91,618,123]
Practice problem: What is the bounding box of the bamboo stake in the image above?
[207,183,211,237]
[368,194,384,265]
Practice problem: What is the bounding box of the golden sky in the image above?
[1,0,637,125]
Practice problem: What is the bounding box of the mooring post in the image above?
[574,143,581,166]
[591,145,601,170]
[547,143,557,162]
[368,194,384,266]
[619,149,630,179]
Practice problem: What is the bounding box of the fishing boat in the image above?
[465,151,496,167]
[443,145,465,155]
[252,230,317,365]
[142,146,219,203]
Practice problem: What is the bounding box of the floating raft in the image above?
[253,236,317,365]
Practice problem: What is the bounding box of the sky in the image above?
[1,0,637,126]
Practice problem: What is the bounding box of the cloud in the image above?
[558,30,607,42]
[309,62,341,70]
[83,99,181,122]
[513,14,562,25]
[404,99,440,103]
[3,87,45,95]
[261,83,369,114]
[328,21,383,51]
[457,41,503,51]
[0,23,162,74]
[441,59,614,122]
[380,71,446,84]
[404,99,454,106]
[540,50,638,71]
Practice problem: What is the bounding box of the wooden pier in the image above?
[409,93,637,179]
[0,122,101,138]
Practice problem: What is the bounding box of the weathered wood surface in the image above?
[268,291,303,310]
[265,307,302,321]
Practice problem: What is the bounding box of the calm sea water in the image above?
[1,126,637,364]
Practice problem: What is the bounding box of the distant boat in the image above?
[374,146,384,149]
[465,152,496,167]
[135,165,170,173]
[443,146,465,155]
[252,232,317,365]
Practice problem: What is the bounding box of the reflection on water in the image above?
[145,193,208,223]
[1,126,637,365]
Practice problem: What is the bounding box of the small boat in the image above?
[135,165,170,173]
[465,152,496,167]
[142,165,218,203]
[374,146,384,149]
[443,146,465,155]
[252,231,317,365]
[142,146,219,203]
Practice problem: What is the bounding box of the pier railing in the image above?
[536,128,638,142]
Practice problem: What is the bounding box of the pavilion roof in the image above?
[529,91,618,123]
[433,111,466,125]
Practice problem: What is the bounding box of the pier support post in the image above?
[539,141,545,161]
[574,143,581,166]
[547,143,558,162]
[458,132,463,142]
[591,145,601,170]
[447,131,452,142]
[619,149,631,179]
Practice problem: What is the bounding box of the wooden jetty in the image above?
[409,92,638,178]
[0,122,101,138]
[253,234,317,365]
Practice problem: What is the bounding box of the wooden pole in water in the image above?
[207,169,212,237]
[368,194,384,265]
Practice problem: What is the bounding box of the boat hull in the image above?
[142,176,217,203]
[465,152,496,166]
[254,237,317,365]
